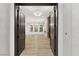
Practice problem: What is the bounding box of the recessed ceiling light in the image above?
[33,11,42,16]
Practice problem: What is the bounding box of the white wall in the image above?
[0,3,10,56]
[62,3,79,56]
[72,4,79,56]
[58,3,73,56]
[63,3,72,56]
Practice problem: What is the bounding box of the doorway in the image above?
[14,3,58,56]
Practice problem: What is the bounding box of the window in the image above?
[39,25,43,32]
[30,25,33,32]
[34,25,38,32]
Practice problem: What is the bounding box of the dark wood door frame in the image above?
[14,5,25,56]
[14,3,58,56]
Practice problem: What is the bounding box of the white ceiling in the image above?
[20,6,54,18]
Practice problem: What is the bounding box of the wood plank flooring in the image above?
[20,35,53,56]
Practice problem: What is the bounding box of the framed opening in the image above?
[14,3,58,56]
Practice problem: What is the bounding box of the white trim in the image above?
[10,3,14,56]
[58,3,63,56]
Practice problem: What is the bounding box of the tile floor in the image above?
[20,35,53,56]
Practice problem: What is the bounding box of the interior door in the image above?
[54,6,58,56]
[49,6,58,56]
[50,14,54,55]
[15,6,25,56]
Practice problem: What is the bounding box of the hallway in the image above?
[15,5,57,56]
[20,35,53,56]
